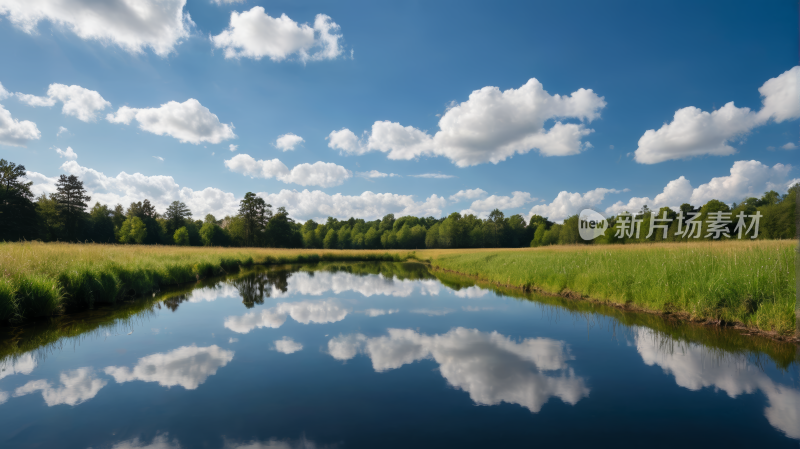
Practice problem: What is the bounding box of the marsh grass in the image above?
[0,242,411,322]
[424,240,797,336]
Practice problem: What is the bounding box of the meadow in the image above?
[0,240,796,337]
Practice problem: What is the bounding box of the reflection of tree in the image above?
[230,269,290,308]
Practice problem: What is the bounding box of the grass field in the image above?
[0,241,796,337]
[422,241,797,337]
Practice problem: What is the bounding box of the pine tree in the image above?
[54,174,90,241]
[0,159,38,241]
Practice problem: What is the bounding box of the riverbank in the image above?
[0,242,412,323]
[421,241,797,339]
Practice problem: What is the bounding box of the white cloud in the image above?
[26,160,240,217]
[449,188,487,202]
[256,189,446,221]
[635,327,800,439]
[453,286,489,299]
[104,345,234,390]
[0,353,37,380]
[16,92,56,107]
[781,142,797,150]
[328,78,605,167]
[462,191,535,217]
[57,126,68,136]
[211,8,344,62]
[276,271,442,299]
[109,433,182,449]
[229,338,238,343]
[273,337,303,354]
[153,156,164,162]
[212,0,246,4]
[224,299,350,334]
[356,170,399,179]
[363,308,399,317]
[17,84,110,122]
[328,328,589,412]
[229,144,238,152]
[0,103,41,147]
[107,99,236,144]
[0,81,9,99]
[225,154,352,188]
[275,133,304,151]
[756,66,800,124]
[635,66,800,164]
[14,367,106,406]
[527,188,623,222]
[187,283,239,303]
[410,308,453,316]
[409,173,456,179]
[0,390,7,405]
[55,146,77,160]
[0,0,192,56]
[605,160,797,215]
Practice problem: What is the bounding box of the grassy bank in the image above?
[0,242,411,323]
[422,241,797,337]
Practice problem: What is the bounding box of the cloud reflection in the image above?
[225,299,349,334]
[14,367,107,406]
[275,272,441,298]
[363,308,399,317]
[453,286,489,298]
[635,328,800,439]
[188,284,240,303]
[104,345,234,390]
[0,353,37,380]
[110,433,181,449]
[328,327,589,412]
[274,337,303,354]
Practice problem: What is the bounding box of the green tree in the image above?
[425,223,440,248]
[164,201,192,238]
[118,216,147,244]
[238,192,271,246]
[89,203,116,243]
[174,226,190,246]
[0,159,38,241]
[200,221,223,246]
[54,174,91,241]
[268,207,299,247]
[323,228,338,249]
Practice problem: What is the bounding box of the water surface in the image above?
[1,262,798,448]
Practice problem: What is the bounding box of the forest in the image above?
[1,159,797,248]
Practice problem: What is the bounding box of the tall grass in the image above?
[423,241,797,336]
[0,242,411,323]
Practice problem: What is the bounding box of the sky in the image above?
[0,0,797,223]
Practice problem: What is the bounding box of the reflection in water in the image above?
[329,327,589,412]
[453,286,490,299]
[104,345,234,390]
[106,434,325,449]
[225,299,349,334]
[108,433,180,449]
[279,271,441,298]
[410,308,453,316]
[13,367,107,406]
[0,352,36,380]
[362,308,399,317]
[187,284,241,303]
[635,328,800,439]
[274,337,303,354]
[230,270,290,308]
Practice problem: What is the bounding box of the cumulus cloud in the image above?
[107,99,236,144]
[275,271,441,299]
[0,81,9,99]
[635,66,800,164]
[187,283,239,303]
[356,170,399,179]
[0,103,41,147]
[328,78,605,167]
[17,84,111,122]
[604,160,797,215]
[104,345,234,390]
[462,191,535,217]
[409,173,456,179]
[224,299,350,334]
[275,133,304,151]
[55,146,77,160]
[0,353,37,380]
[225,154,352,188]
[255,189,446,221]
[229,144,238,152]
[449,188,487,202]
[109,433,182,449]
[26,160,240,217]
[782,142,797,150]
[273,337,303,354]
[452,286,490,299]
[14,367,106,406]
[328,328,589,412]
[211,8,344,62]
[527,188,623,222]
[0,0,192,56]
[635,327,800,439]
[57,126,68,136]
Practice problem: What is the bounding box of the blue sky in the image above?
[0,0,797,222]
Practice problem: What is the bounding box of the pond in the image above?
[0,262,798,448]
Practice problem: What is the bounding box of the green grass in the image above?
[0,242,412,323]
[424,241,797,336]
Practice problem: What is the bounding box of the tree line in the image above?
[0,159,796,248]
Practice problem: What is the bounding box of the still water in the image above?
[0,262,798,448]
